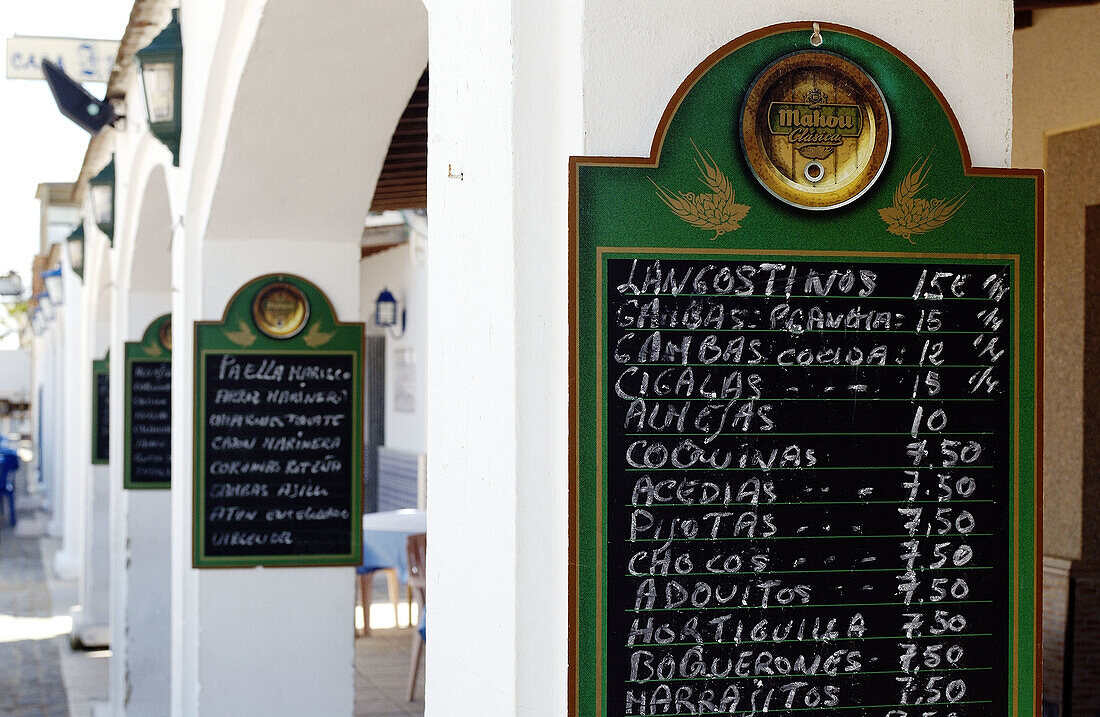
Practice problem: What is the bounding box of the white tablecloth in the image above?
[360,509,426,579]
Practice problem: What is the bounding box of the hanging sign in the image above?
[6,36,118,82]
[124,316,171,488]
[91,352,109,465]
[192,274,364,568]
[569,23,1042,716]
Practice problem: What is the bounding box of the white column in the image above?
[426,1,582,712]
[56,265,87,580]
[46,321,66,538]
[109,289,172,716]
[77,258,114,648]
[74,463,111,647]
[426,1,1012,715]
[171,239,360,715]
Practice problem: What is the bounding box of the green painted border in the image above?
[91,351,109,465]
[192,274,364,569]
[124,315,172,489]
[569,22,1042,717]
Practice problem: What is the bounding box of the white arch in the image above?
[197,0,427,244]
[82,227,114,358]
[116,149,175,299]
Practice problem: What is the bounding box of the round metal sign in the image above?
[740,50,891,210]
[251,282,309,339]
[158,319,172,351]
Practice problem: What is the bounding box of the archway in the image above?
[171,1,428,713]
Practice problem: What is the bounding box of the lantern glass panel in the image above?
[44,274,63,306]
[377,300,397,326]
[67,238,84,275]
[142,62,175,122]
[91,184,113,226]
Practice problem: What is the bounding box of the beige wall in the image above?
[1014,6,1100,169]
[1043,125,1099,560]
[1014,6,1100,559]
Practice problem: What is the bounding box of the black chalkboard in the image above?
[192,274,363,568]
[596,256,1020,713]
[125,359,171,488]
[198,352,357,562]
[91,355,109,465]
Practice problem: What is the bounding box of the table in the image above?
[362,508,426,579]
[358,509,426,635]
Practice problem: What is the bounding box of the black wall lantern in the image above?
[89,158,115,243]
[136,8,182,166]
[66,224,85,280]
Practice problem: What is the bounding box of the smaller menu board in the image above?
[193,275,363,568]
[124,315,172,488]
[91,352,109,465]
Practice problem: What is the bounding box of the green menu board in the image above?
[192,274,364,568]
[124,315,172,489]
[569,23,1042,716]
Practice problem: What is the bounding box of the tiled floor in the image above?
[354,626,424,716]
[5,485,422,716]
[41,538,109,717]
[354,572,424,716]
[0,494,71,717]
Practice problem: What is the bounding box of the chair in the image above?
[0,449,17,527]
[405,532,426,701]
[356,566,400,637]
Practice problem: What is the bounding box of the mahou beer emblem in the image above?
[741,50,890,209]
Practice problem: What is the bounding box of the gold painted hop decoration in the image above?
[224,319,257,347]
[303,322,334,348]
[879,154,969,243]
[651,140,750,240]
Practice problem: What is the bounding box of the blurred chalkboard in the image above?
[91,353,109,465]
[124,315,171,489]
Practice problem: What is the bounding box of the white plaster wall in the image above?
[76,463,111,644]
[76,231,114,646]
[109,290,172,716]
[175,239,360,716]
[583,1,1014,167]
[425,1,1013,715]
[171,8,263,712]
[427,0,581,712]
[359,243,428,455]
[107,101,178,714]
